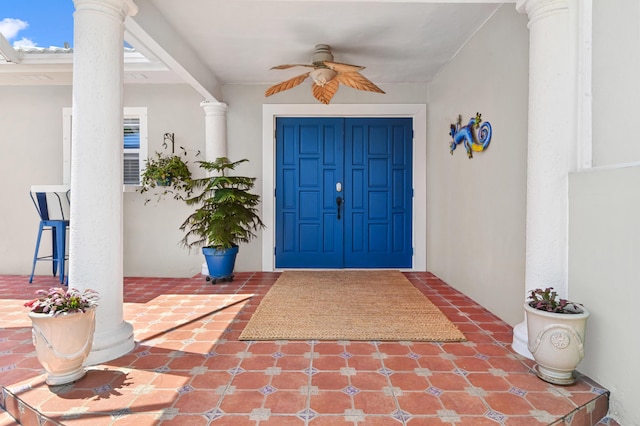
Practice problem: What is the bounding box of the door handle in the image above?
[336,196,343,220]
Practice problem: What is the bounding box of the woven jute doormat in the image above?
[239,270,466,342]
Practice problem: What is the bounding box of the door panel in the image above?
[344,118,413,268]
[276,117,412,268]
[276,118,344,268]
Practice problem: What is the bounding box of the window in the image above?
[63,107,148,187]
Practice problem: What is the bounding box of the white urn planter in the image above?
[28,308,96,385]
[524,302,589,385]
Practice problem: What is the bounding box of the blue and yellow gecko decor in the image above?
[449,112,492,159]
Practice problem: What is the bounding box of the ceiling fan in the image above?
[265,44,385,104]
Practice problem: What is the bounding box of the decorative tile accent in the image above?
[377,367,394,376]
[509,387,527,397]
[438,409,461,422]
[297,408,318,421]
[0,365,16,372]
[304,367,319,375]
[272,351,285,359]
[155,366,170,373]
[136,350,151,357]
[453,368,469,377]
[259,385,277,396]
[342,386,360,396]
[111,408,133,420]
[475,353,490,361]
[227,367,245,375]
[93,384,112,395]
[486,410,507,422]
[407,352,421,360]
[391,409,412,422]
[340,352,353,359]
[205,351,218,358]
[426,386,443,397]
[204,408,225,421]
[592,386,608,395]
[177,385,194,395]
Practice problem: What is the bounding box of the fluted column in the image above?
[70,0,138,365]
[512,0,577,359]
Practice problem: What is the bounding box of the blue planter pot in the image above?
[202,246,238,281]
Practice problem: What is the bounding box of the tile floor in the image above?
[0,272,620,426]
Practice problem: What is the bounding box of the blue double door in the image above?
[275,117,413,268]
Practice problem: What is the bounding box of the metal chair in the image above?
[29,188,70,284]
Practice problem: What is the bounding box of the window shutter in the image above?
[123,117,141,184]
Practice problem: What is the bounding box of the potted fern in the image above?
[139,150,193,204]
[179,157,264,283]
[525,287,590,385]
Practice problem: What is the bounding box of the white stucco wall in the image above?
[592,0,640,166]
[0,81,428,277]
[569,0,640,423]
[0,84,207,278]
[425,5,529,326]
[0,86,71,275]
[569,166,640,425]
[123,85,206,277]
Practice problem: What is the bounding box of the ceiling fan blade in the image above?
[270,64,316,70]
[265,72,311,97]
[335,72,385,94]
[312,79,339,104]
[323,61,365,73]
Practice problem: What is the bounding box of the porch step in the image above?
[1,381,613,426]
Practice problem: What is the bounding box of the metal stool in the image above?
[29,189,70,284]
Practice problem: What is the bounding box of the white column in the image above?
[512,0,577,359]
[70,0,138,365]
[201,101,228,161]
[199,101,228,275]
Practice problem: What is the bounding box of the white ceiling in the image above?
[0,0,510,100]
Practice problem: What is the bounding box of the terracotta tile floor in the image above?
[0,272,620,426]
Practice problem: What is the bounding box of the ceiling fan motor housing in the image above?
[312,44,334,66]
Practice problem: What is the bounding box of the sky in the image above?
[0,0,75,48]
